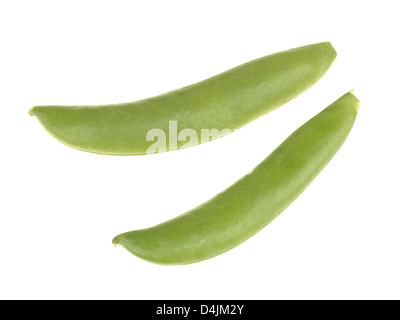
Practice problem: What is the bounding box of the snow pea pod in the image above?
[112,92,359,265]
[29,42,336,155]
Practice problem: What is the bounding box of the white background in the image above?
[1,1,399,300]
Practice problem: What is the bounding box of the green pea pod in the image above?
[112,92,359,265]
[29,42,336,155]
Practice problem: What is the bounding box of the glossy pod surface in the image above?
[30,42,336,155]
[112,92,359,265]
